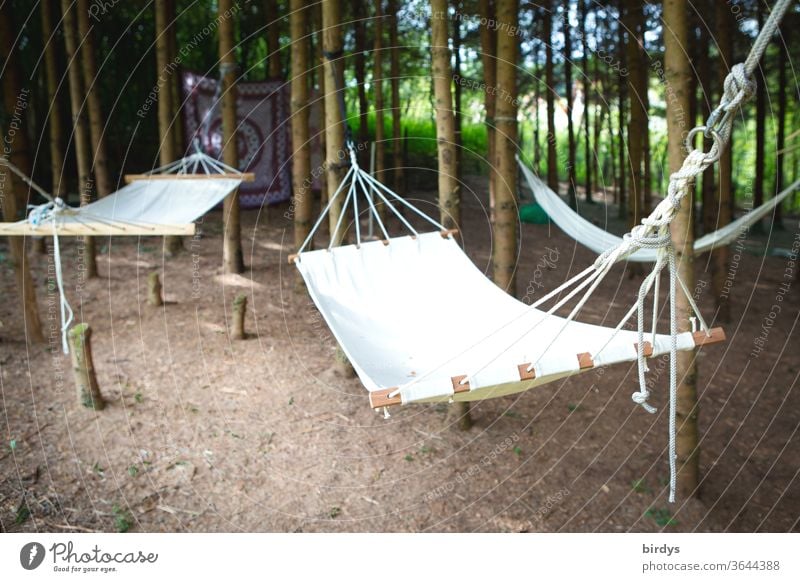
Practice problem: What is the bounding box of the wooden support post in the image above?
[147,272,163,306]
[68,323,104,410]
[231,293,247,340]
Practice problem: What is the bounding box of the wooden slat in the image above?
[440,228,459,238]
[577,352,594,369]
[451,375,470,393]
[369,388,401,409]
[693,327,726,346]
[0,222,196,236]
[634,341,654,357]
[124,172,256,184]
[517,363,536,380]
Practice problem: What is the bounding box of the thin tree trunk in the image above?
[534,46,542,170]
[313,1,328,207]
[712,0,732,322]
[453,0,463,178]
[354,1,369,154]
[167,0,183,156]
[220,0,244,273]
[642,64,651,213]
[753,2,765,233]
[773,35,786,229]
[155,0,183,255]
[388,0,403,196]
[698,14,715,234]
[544,0,558,192]
[322,0,348,246]
[374,0,386,218]
[290,0,312,254]
[625,0,645,230]
[494,0,519,296]
[580,0,592,203]
[41,0,65,200]
[563,0,577,208]
[616,0,627,220]
[0,3,45,344]
[265,0,283,78]
[478,0,497,215]
[664,0,699,498]
[61,0,97,278]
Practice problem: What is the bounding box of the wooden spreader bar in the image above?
[124,172,256,183]
[369,327,726,410]
[0,221,196,236]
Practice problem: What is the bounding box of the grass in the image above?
[632,478,651,494]
[645,507,677,527]
[328,506,341,519]
[112,504,133,533]
[128,465,139,477]
[404,454,414,462]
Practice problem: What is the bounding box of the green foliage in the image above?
[112,504,133,533]
[645,507,677,527]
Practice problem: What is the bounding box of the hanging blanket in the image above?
[181,70,291,208]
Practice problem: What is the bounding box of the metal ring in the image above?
[685,126,723,164]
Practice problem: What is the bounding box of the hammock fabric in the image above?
[297,230,723,409]
[0,177,241,236]
[519,158,800,262]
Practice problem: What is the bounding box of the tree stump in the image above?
[334,345,356,378]
[68,323,104,410]
[147,272,163,306]
[231,293,247,340]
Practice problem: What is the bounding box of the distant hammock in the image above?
[518,157,800,262]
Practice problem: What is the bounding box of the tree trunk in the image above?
[0,3,45,344]
[533,45,542,170]
[493,0,518,296]
[154,0,183,255]
[354,1,369,155]
[68,323,104,410]
[773,34,786,229]
[374,0,386,210]
[616,0,627,220]
[664,0,699,499]
[698,14,715,235]
[167,0,183,156]
[231,294,247,340]
[313,1,328,207]
[431,0,459,229]
[388,0,403,197]
[41,0,65,201]
[290,0,312,255]
[61,0,97,279]
[563,0,577,208]
[220,0,244,273]
[478,0,497,216]
[453,0,463,179]
[624,0,645,230]
[711,0,732,323]
[580,0,592,203]
[544,0,558,192]
[322,0,348,246]
[753,2,765,233]
[147,272,163,306]
[265,0,283,78]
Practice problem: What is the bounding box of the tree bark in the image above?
[68,323,104,410]
[453,0,463,179]
[711,0,732,323]
[353,1,369,155]
[563,0,577,208]
[698,13,715,235]
[147,272,163,306]
[374,0,386,194]
[544,0,558,192]
[580,0,592,204]
[0,3,45,344]
[388,0,403,197]
[220,0,244,273]
[478,0,497,216]
[493,0,519,296]
[773,34,786,229]
[322,0,348,246]
[624,0,646,229]
[41,0,65,201]
[616,0,627,220]
[290,0,312,254]
[265,0,283,78]
[155,0,183,255]
[753,1,765,233]
[61,0,97,278]
[431,0,460,229]
[664,0,699,498]
[231,294,247,340]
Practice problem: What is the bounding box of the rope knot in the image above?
[723,64,756,111]
[631,390,657,413]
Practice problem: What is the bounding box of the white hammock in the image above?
[518,157,800,262]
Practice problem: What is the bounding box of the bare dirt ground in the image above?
[1,175,799,533]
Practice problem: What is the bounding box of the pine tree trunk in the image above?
[0,3,45,344]
[698,15,715,235]
[265,0,282,78]
[453,0,463,178]
[493,0,518,296]
[580,0,592,204]
[167,0,183,156]
[533,47,542,170]
[354,2,369,154]
[154,0,183,255]
[388,0,403,197]
[322,0,348,246]
[563,0,577,208]
[290,0,312,253]
[220,0,244,273]
[41,0,65,200]
[61,0,97,279]
[374,0,386,203]
[313,2,328,208]
[664,0,699,499]
[624,0,645,230]
[478,0,497,216]
[544,0,558,192]
[69,323,104,410]
[616,0,627,220]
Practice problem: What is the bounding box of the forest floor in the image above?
[1,174,799,533]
